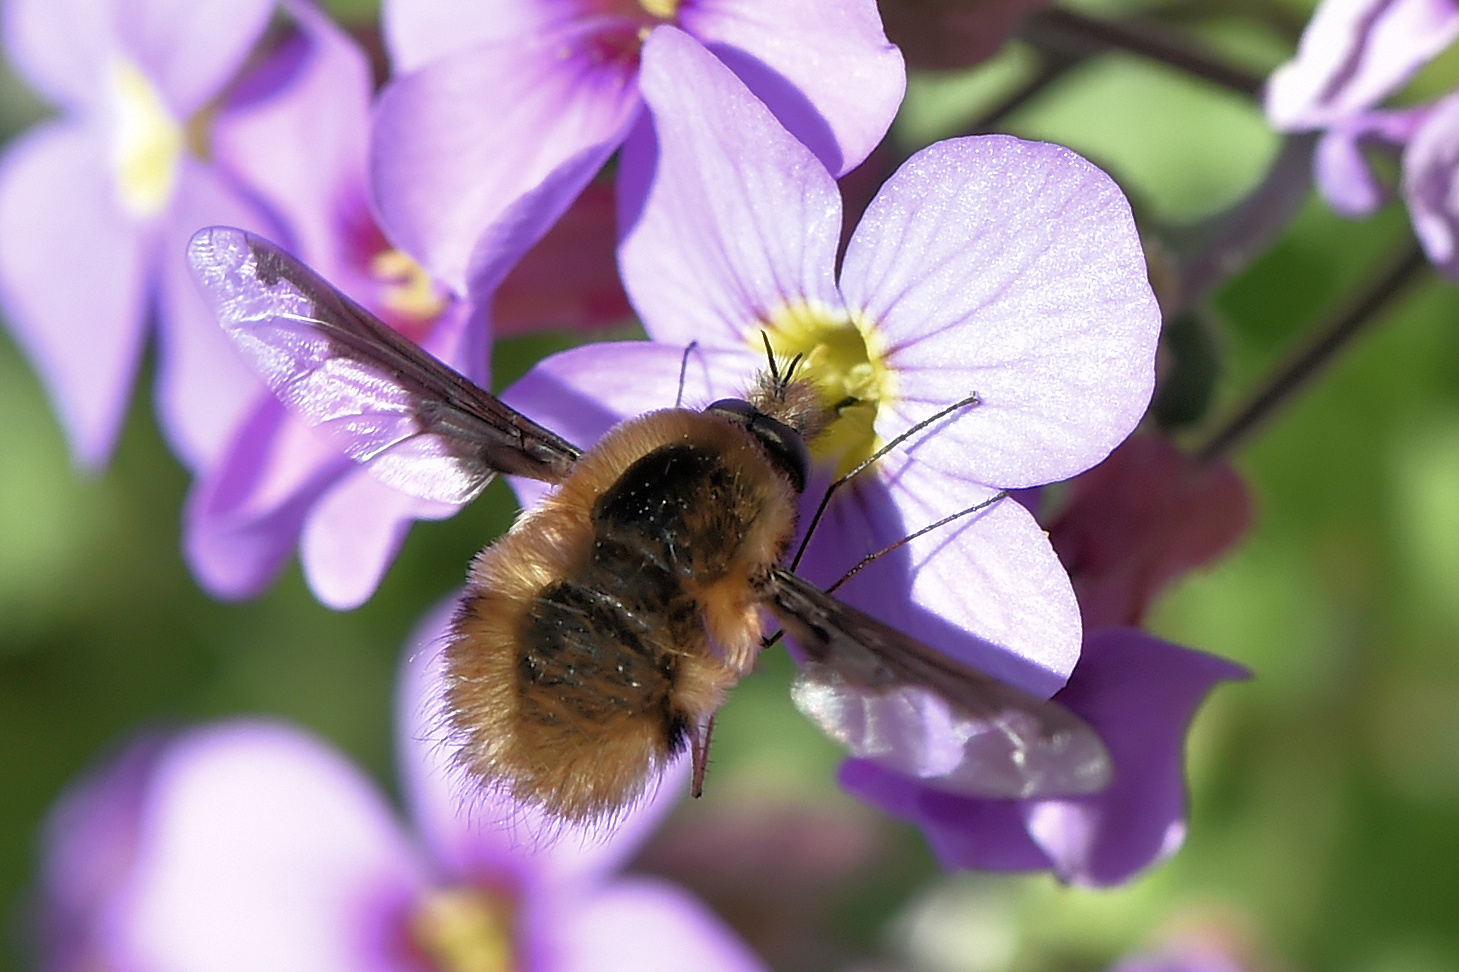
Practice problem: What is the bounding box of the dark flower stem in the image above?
[1021,8,1264,99]
[957,54,1081,136]
[1194,242,1430,463]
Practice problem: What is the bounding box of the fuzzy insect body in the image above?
[188,225,1114,825]
[450,409,800,820]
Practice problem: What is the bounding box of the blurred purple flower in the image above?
[1047,434,1253,630]
[1109,917,1270,972]
[1265,0,1459,274]
[0,0,297,469]
[369,0,906,296]
[500,28,1161,697]
[839,627,1248,886]
[835,437,1249,885]
[180,4,485,610]
[35,603,765,972]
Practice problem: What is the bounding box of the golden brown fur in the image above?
[445,408,801,821]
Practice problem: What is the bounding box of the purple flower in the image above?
[1109,919,1267,972]
[500,28,1161,696]
[0,0,303,469]
[369,0,906,296]
[35,602,766,972]
[839,628,1248,886]
[1265,0,1459,273]
[180,4,485,609]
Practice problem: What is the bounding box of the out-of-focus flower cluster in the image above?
[36,604,766,972]
[1266,0,1459,275]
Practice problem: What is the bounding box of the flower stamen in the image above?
[370,249,450,341]
[759,302,895,477]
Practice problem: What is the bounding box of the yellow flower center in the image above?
[370,249,451,339]
[108,59,184,219]
[759,300,895,477]
[638,0,679,18]
[411,887,514,972]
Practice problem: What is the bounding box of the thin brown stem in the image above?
[958,54,1082,137]
[1194,242,1430,463]
[1022,8,1264,98]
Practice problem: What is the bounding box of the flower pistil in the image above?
[410,886,515,972]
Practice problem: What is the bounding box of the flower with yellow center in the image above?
[370,0,904,296]
[505,28,1161,702]
[758,301,894,476]
[108,59,185,218]
[38,607,766,972]
[0,0,281,470]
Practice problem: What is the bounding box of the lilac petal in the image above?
[840,135,1160,488]
[464,135,632,300]
[838,630,1245,883]
[837,760,1051,871]
[681,0,904,175]
[1312,107,1425,216]
[798,467,1080,694]
[1022,629,1248,885]
[1265,0,1459,131]
[184,399,353,600]
[500,340,763,511]
[300,470,455,610]
[155,161,282,470]
[2,0,113,109]
[554,877,768,972]
[1404,92,1459,275]
[116,0,276,117]
[209,0,373,276]
[110,721,428,972]
[383,0,566,73]
[502,340,763,441]
[38,733,169,972]
[370,27,641,294]
[1314,123,1387,216]
[623,27,844,349]
[0,119,150,469]
[396,601,691,891]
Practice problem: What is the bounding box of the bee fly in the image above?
[188,226,1113,823]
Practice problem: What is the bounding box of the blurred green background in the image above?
[5,1,1459,970]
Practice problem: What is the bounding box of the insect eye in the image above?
[706,398,810,494]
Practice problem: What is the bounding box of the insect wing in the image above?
[764,567,1112,799]
[187,227,582,505]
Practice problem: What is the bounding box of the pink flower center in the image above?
[571,0,682,68]
[338,204,451,345]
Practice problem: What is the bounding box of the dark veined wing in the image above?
[187,226,582,504]
[763,566,1112,799]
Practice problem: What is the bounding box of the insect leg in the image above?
[675,341,700,408]
[790,394,983,571]
[688,713,716,798]
[822,491,1009,595]
[761,490,1010,651]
